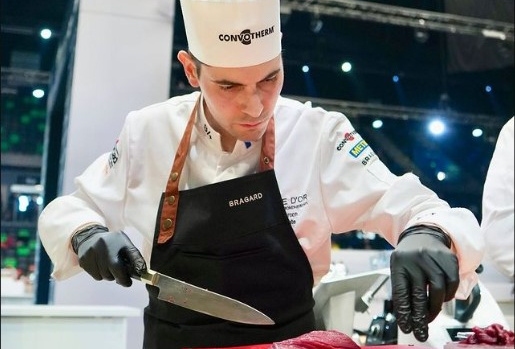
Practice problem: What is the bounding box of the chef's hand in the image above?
[71,225,147,287]
[390,225,459,342]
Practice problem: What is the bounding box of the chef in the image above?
[37,0,484,347]
[481,116,514,280]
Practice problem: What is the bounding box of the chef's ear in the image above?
[177,50,200,88]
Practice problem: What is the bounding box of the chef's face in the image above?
[178,50,284,151]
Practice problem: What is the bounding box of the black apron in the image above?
[143,99,315,349]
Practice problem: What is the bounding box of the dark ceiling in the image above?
[1,0,514,220]
[1,1,70,71]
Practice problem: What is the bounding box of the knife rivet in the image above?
[162,218,173,230]
[263,157,270,165]
[170,172,179,181]
[166,195,175,205]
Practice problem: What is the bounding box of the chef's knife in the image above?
[135,269,275,325]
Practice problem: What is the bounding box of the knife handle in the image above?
[132,269,157,285]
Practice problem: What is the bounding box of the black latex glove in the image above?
[71,225,147,287]
[390,225,459,342]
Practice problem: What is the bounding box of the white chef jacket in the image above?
[38,91,484,298]
[481,117,514,279]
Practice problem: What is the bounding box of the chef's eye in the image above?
[258,75,278,88]
[219,84,234,91]
[264,75,278,83]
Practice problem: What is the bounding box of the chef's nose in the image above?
[242,89,264,118]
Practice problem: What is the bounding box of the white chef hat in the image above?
[180,0,282,68]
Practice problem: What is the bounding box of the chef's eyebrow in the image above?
[213,69,281,86]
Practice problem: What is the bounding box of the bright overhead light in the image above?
[482,29,506,40]
[485,85,492,93]
[40,28,52,39]
[372,119,383,129]
[472,128,483,137]
[437,171,446,181]
[17,195,30,212]
[428,119,446,136]
[32,89,45,98]
[341,62,352,73]
[392,75,399,83]
[302,65,309,73]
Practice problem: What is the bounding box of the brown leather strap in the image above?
[157,100,199,244]
[259,116,275,171]
[157,97,276,243]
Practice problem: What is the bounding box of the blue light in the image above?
[485,85,492,93]
[302,65,310,73]
[392,75,399,83]
[428,119,446,136]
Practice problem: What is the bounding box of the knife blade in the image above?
[135,269,275,325]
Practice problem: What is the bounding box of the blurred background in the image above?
[1,0,513,307]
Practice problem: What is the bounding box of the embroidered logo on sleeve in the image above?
[335,130,378,167]
[349,139,378,166]
[349,139,369,158]
[108,140,120,168]
[360,150,377,166]
[336,131,357,151]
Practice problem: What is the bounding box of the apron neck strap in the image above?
[157,96,275,243]
[260,116,275,171]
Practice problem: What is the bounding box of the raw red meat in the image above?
[459,323,515,346]
[270,330,360,349]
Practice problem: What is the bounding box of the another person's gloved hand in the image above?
[390,225,459,342]
[71,225,147,287]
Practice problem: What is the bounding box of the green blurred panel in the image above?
[17,246,31,257]
[30,109,46,118]
[1,141,10,152]
[2,257,17,268]
[29,239,37,249]
[1,232,7,243]
[18,229,31,238]
[5,101,15,110]
[2,92,46,155]
[22,96,40,105]
[9,133,20,144]
[21,115,31,124]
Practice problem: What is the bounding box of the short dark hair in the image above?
[188,50,284,77]
[188,50,205,77]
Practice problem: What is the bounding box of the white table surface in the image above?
[1,304,141,317]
